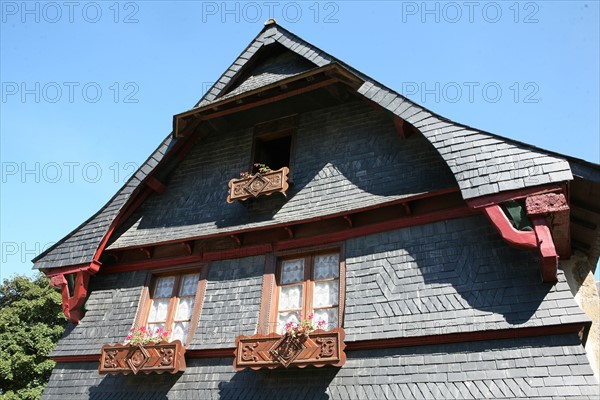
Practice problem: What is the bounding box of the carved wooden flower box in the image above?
[233,328,346,370]
[98,341,186,375]
[227,167,290,203]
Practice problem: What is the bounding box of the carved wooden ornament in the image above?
[227,167,290,203]
[98,340,186,375]
[233,328,346,370]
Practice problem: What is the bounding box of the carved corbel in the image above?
[482,197,563,283]
[49,261,101,324]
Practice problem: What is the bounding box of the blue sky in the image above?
[1,1,599,280]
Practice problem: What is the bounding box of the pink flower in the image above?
[139,326,147,333]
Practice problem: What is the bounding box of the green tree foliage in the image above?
[0,274,67,399]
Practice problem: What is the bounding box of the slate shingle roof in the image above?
[33,22,574,270]
[42,335,599,399]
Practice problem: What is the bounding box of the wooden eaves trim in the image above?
[101,187,471,273]
[173,63,363,137]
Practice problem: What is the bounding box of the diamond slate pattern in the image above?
[344,215,589,342]
[42,335,599,399]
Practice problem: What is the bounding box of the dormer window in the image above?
[251,115,296,177]
[226,115,296,203]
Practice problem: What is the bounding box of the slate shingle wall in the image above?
[344,215,588,341]
[50,270,147,357]
[42,334,599,399]
[188,256,264,349]
[107,99,455,250]
[51,215,588,356]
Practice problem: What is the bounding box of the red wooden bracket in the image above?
[49,261,101,324]
[482,205,537,250]
[530,216,559,282]
[482,204,558,282]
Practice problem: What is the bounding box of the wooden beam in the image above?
[197,78,339,121]
[50,322,587,364]
[284,226,294,238]
[146,177,167,194]
[393,116,405,139]
[105,187,460,252]
[467,184,563,209]
[343,215,353,228]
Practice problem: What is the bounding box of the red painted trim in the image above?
[482,205,537,250]
[274,206,476,252]
[106,187,459,252]
[346,323,586,351]
[531,216,559,282]
[44,263,95,277]
[99,255,204,274]
[50,323,586,363]
[184,348,235,358]
[51,354,100,363]
[103,207,474,274]
[482,205,558,283]
[146,176,167,194]
[467,184,563,209]
[203,244,273,261]
[48,261,101,324]
[393,115,405,139]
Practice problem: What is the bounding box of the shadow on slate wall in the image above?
[89,372,182,399]
[218,365,340,400]
[345,216,552,329]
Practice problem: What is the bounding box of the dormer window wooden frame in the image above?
[251,115,297,182]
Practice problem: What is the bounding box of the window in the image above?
[275,252,341,333]
[140,270,204,345]
[251,115,296,176]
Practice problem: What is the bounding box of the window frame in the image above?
[258,245,346,335]
[251,115,297,181]
[134,264,208,346]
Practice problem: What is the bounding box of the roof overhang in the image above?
[172,63,363,138]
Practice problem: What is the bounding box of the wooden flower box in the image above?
[98,340,186,375]
[227,167,290,203]
[233,328,346,370]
